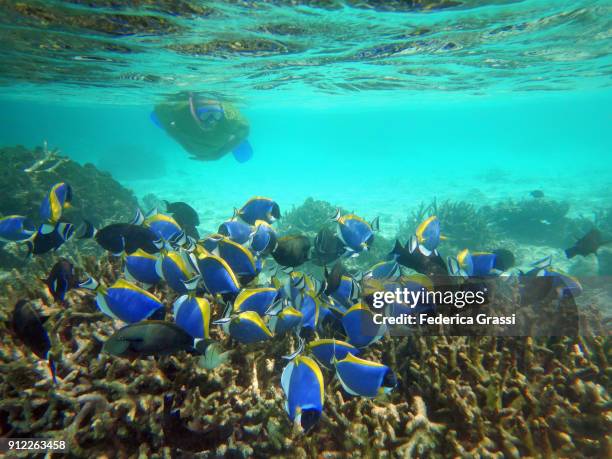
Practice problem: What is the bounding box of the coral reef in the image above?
[1,255,610,458]
[278,198,346,237]
[399,198,495,251]
[0,145,138,227]
[278,197,393,272]
[0,176,610,458]
[481,198,589,248]
[0,145,139,269]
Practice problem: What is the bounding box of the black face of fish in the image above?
[165,201,200,227]
[12,300,51,360]
[124,225,162,254]
[383,369,398,389]
[95,223,129,254]
[565,228,610,259]
[272,235,311,267]
[530,190,545,198]
[519,275,555,305]
[492,249,515,271]
[28,223,72,255]
[390,240,447,278]
[312,226,345,266]
[163,394,233,452]
[96,224,161,255]
[45,258,76,302]
[324,262,346,295]
[300,409,321,433]
[103,321,194,357]
[270,202,281,220]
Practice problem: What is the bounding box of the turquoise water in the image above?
[1,1,612,456]
[0,0,611,267]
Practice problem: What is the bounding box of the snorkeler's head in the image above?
[189,95,224,130]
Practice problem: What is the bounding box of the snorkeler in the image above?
[151,93,253,163]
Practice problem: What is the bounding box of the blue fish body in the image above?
[201,233,224,252]
[342,303,386,348]
[0,215,35,242]
[364,260,401,280]
[145,213,182,241]
[250,220,277,255]
[96,279,164,323]
[124,249,162,286]
[234,288,278,315]
[218,219,252,244]
[330,275,357,307]
[335,353,396,398]
[336,214,374,254]
[309,339,360,368]
[40,182,72,223]
[197,254,240,296]
[237,197,280,225]
[470,252,498,276]
[156,250,194,295]
[541,268,583,298]
[415,216,441,252]
[281,356,324,432]
[217,238,260,282]
[227,311,273,344]
[173,295,211,339]
[297,293,318,331]
[270,306,303,335]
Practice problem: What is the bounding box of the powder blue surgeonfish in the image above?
[156,250,196,295]
[448,249,515,277]
[536,266,583,299]
[334,353,397,398]
[249,220,277,255]
[362,260,401,281]
[233,287,278,315]
[236,197,280,225]
[281,355,324,432]
[173,294,211,340]
[333,210,379,255]
[145,211,183,241]
[196,253,241,296]
[0,215,35,242]
[218,219,252,245]
[414,216,443,256]
[342,302,386,348]
[268,304,303,335]
[217,237,261,283]
[124,249,162,287]
[27,222,74,256]
[216,310,273,344]
[40,182,72,223]
[79,277,164,324]
[295,292,319,332]
[309,339,360,369]
[329,274,360,307]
